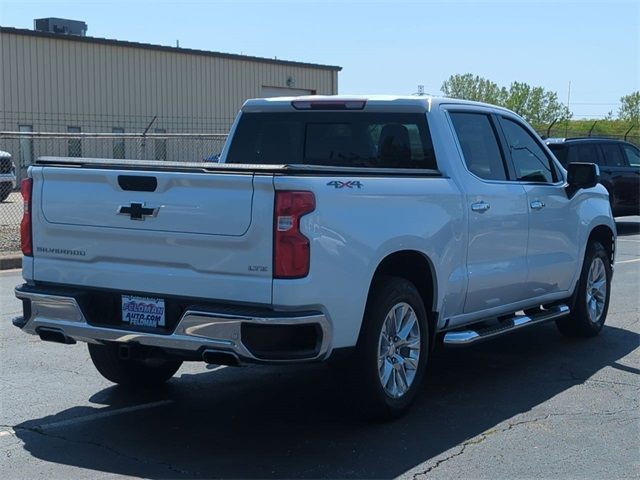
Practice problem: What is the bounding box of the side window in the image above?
[449,112,507,181]
[571,144,600,165]
[600,143,627,167]
[500,118,556,183]
[622,144,640,166]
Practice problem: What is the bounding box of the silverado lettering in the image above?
[36,246,86,256]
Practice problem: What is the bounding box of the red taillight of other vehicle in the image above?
[20,178,33,256]
[274,191,315,279]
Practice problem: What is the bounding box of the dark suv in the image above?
[546,138,640,217]
[0,150,17,202]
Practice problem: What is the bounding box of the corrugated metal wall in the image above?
[0,29,339,133]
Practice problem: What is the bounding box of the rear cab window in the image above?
[225,112,437,169]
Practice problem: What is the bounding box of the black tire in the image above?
[556,241,611,337]
[0,184,10,202]
[348,276,430,420]
[88,343,182,388]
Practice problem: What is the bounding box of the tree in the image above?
[440,73,571,125]
[504,82,571,125]
[618,91,640,123]
[440,73,507,105]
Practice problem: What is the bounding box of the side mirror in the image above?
[566,162,599,198]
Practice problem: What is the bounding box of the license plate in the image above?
[121,295,166,328]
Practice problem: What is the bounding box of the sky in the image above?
[1,0,638,119]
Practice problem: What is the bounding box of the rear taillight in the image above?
[20,178,33,256]
[274,191,315,278]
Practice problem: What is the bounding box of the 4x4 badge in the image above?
[327,180,363,189]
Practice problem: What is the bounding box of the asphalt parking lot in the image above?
[1,219,638,479]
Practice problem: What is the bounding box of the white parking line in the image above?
[2,366,230,435]
[616,258,640,265]
[206,365,228,372]
[617,239,640,243]
[0,400,173,436]
[36,399,174,431]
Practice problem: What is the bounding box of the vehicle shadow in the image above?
[616,218,640,236]
[14,323,639,479]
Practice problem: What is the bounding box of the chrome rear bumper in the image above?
[15,286,331,364]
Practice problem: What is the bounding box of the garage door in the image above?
[261,86,315,97]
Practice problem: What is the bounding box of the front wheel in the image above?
[349,276,429,420]
[556,241,611,337]
[88,343,182,388]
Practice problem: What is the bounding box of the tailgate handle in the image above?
[118,175,158,192]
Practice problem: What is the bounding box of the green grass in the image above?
[533,120,639,146]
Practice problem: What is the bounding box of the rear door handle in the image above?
[530,200,545,211]
[471,201,490,213]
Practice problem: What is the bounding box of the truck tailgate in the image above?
[41,168,253,236]
[30,167,274,304]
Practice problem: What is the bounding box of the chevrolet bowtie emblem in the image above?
[117,202,159,221]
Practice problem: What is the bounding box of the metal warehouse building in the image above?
[0,23,340,174]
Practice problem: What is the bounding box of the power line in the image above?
[570,102,621,106]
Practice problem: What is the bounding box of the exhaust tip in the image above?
[118,344,132,360]
[202,349,241,367]
[37,327,76,345]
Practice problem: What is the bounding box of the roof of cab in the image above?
[241,94,515,114]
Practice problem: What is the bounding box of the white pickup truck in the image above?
[14,96,616,418]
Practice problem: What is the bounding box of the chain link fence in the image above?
[537,126,639,147]
[0,132,228,254]
[541,131,640,147]
[1,127,638,256]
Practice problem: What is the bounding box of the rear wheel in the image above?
[348,276,429,420]
[88,343,182,388]
[556,241,611,337]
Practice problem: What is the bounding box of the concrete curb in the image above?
[0,254,22,270]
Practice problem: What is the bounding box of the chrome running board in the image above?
[443,304,570,346]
